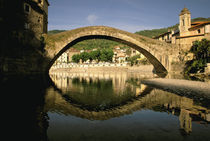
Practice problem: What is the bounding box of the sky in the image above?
[48,0,210,33]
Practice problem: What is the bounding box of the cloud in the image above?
[86,14,98,24]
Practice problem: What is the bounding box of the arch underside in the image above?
[48,35,168,77]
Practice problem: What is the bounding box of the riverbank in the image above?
[50,65,154,74]
[142,78,210,100]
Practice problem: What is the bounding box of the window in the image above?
[182,19,185,26]
[24,3,30,13]
[38,0,42,4]
[38,17,41,23]
[24,23,30,29]
[198,29,201,34]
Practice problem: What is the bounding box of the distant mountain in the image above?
[135,17,210,38]
[48,30,66,35]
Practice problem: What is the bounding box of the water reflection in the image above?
[2,73,210,141]
[47,72,210,136]
[49,72,150,111]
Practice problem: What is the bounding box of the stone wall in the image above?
[170,62,185,74]
[176,35,206,51]
[205,63,210,75]
[50,65,154,74]
[45,26,179,74]
[0,32,47,75]
[0,51,47,75]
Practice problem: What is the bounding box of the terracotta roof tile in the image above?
[189,21,210,30]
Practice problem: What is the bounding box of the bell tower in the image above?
[179,7,191,36]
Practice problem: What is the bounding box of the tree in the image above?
[184,39,210,74]
[72,54,80,63]
[105,49,114,62]
[99,49,114,62]
[99,53,108,62]
[71,49,114,63]
[80,52,90,62]
[127,55,141,66]
[190,39,210,63]
[89,50,100,62]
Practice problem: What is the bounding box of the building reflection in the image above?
[47,72,210,135]
[49,72,149,97]
[156,91,210,134]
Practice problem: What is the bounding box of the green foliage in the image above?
[191,17,210,22]
[184,39,210,74]
[127,55,150,66]
[100,49,114,62]
[72,39,124,50]
[135,28,170,38]
[135,24,178,38]
[127,55,141,66]
[48,30,66,35]
[190,39,210,62]
[47,30,129,50]
[89,50,100,61]
[80,52,90,62]
[71,49,114,63]
[69,77,137,111]
[100,53,108,62]
[72,54,81,63]
[184,60,204,74]
[135,17,210,38]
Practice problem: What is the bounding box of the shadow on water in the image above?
[2,72,210,141]
[0,74,52,141]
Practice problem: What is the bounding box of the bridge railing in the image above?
[51,63,128,69]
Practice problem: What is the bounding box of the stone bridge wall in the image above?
[44,26,179,74]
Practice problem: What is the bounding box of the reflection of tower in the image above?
[112,72,128,94]
[179,109,192,134]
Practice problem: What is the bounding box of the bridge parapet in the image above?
[44,26,179,74]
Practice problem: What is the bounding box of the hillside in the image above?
[69,39,127,50]
[135,17,210,38]
[48,30,66,35]
[48,17,210,38]
[47,17,210,50]
[47,30,127,50]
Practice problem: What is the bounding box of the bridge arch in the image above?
[44,26,177,75]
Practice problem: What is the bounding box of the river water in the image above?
[2,72,210,141]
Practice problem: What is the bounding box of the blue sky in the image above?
[48,0,210,33]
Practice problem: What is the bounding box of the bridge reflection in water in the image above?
[45,72,210,137]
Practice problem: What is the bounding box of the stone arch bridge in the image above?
[44,26,179,75]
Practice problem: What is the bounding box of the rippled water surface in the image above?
[2,72,210,141]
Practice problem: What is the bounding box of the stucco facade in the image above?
[154,8,210,52]
[24,0,49,38]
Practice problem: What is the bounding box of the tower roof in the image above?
[179,7,191,15]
